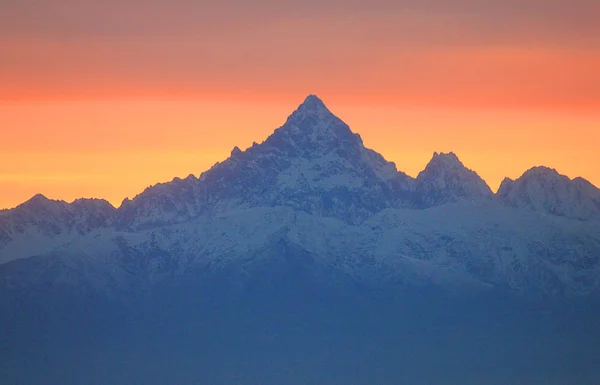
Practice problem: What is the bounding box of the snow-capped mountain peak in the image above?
[117,95,413,228]
[262,94,363,158]
[1,95,600,300]
[11,194,70,222]
[284,94,339,128]
[294,94,331,116]
[429,152,463,170]
[414,152,493,207]
[18,193,56,210]
[498,166,600,220]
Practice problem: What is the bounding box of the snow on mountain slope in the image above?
[0,194,116,264]
[498,166,600,221]
[415,152,493,207]
[365,202,600,295]
[1,95,599,298]
[2,201,599,297]
[117,95,414,229]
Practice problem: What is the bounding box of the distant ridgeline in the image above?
[1,95,600,302]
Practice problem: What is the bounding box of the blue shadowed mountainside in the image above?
[1,95,600,384]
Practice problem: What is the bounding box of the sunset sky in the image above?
[1,0,599,209]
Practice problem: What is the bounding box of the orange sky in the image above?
[1,0,599,209]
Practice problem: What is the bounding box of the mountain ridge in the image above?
[0,95,599,299]
[6,95,598,220]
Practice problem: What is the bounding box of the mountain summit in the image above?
[2,95,600,385]
[119,95,414,227]
[40,95,600,229]
[295,94,330,114]
[498,166,600,220]
[263,93,367,157]
[415,152,493,207]
[1,95,600,300]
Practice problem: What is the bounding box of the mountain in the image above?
[0,95,599,301]
[498,166,600,221]
[117,95,413,228]
[0,194,115,264]
[415,152,493,207]
[3,94,600,385]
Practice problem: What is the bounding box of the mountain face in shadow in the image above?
[1,95,600,385]
[1,94,599,297]
[116,94,414,228]
[498,166,600,220]
[415,152,494,207]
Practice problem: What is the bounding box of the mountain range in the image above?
[1,95,599,300]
